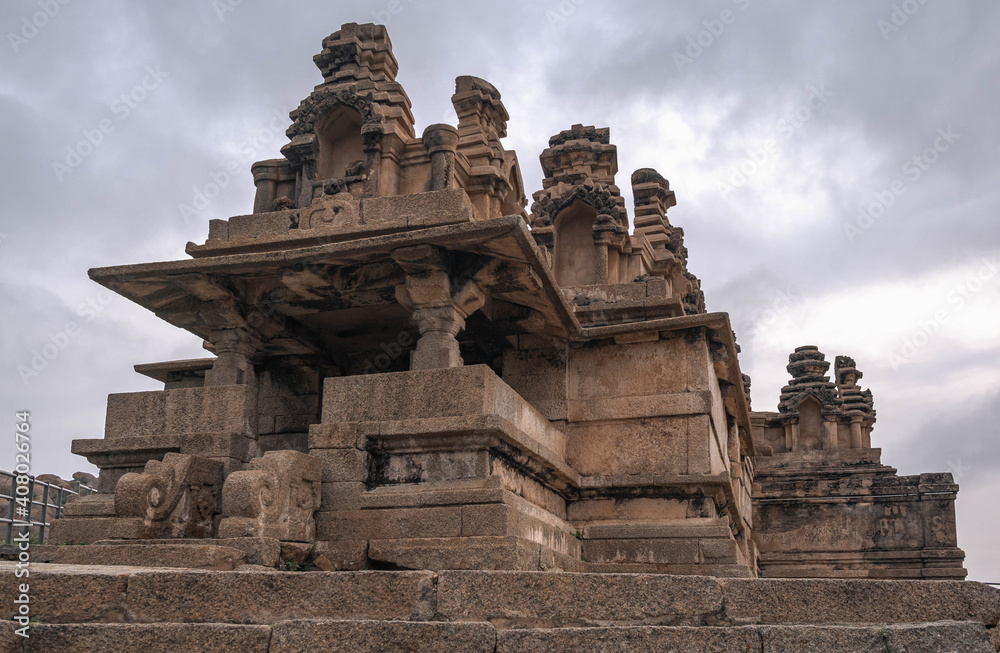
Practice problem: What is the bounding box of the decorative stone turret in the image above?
[776,346,844,452]
[450,76,524,219]
[778,346,843,413]
[751,347,964,579]
[529,125,628,279]
[835,355,876,448]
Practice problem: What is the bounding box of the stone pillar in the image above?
[251,162,279,214]
[785,420,798,452]
[850,415,864,449]
[204,329,258,387]
[822,415,839,450]
[422,123,459,191]
[361,130,382,197]
[391,245,486,371]
[410,306,465,370]
[593,214,626,285]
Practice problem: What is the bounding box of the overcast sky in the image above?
[2,1,997,581]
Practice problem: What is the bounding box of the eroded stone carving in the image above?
[218,450,322,542]
[300,183,361,229]
[113,453,223,539]
[778,346,843,415]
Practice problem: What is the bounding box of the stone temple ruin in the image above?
[5,22,997,652]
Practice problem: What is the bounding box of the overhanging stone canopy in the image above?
[53,21,965,584]
[91,215,581,369]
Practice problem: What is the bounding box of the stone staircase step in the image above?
[93,537,283,567]
[440,570,1000,629]
[496,622,995,653]
[1,620,993,653]
[0,622,270,653]
[1,543,247,570]
[3,563,997,631]
[268,619,496,653]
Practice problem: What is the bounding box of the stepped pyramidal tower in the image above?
[10,21,996,653]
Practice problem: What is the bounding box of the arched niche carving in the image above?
[315,104,364,181]
[798,395,823,451]
[553,199,597,286]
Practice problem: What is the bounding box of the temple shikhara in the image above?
[8,22,996,652]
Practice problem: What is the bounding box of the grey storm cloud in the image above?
[1,0,997,580]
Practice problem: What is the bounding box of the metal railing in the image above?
[1,471,96,545]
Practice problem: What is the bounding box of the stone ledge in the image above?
[0,621,271,653]
[2,563,997,631]
[269,619,496,653]
[0,543,246,571]
[93,538,282,567]
[187,189,477,258]
[1,620,991,653]
[123,568,437,624]
[495,622,995,653]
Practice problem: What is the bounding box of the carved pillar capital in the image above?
[205,328,260,386]
[390,245,486,370]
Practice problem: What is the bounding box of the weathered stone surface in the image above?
[94,537,281,567]
[369,536,544,572]
[0,622,18,652]
[114,452,224,539]
[322,365,567,461]
[497,626,760,652]
[0,623,270,653]
[61,493,115,517]
[48,516,119,544]
[437,571,725,628]
[0,562,129,623]
[269,619,496,653]
[218,450,322,542]
[314,540,369,570]
[104,385,254,438]
[758,622,994,653]
[719,578,1000,626]
[125,570,437,623]
[495,623,994,653]
[317,506,464,541]
[3,543,245,570]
